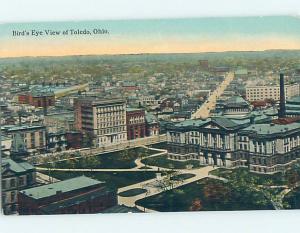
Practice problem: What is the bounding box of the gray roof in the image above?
[2,158,35,174]
[20,176,104,200]
[241,122,300,136]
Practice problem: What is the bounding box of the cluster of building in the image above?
[166,74,300,174]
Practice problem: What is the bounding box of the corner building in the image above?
[75,98,127,147]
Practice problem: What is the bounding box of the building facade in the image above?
[18,88,55,108]
[166,116,300,174]
[1,158,36,215]
[234,122,300,174]
[166,117,247,167]
[75,98,127,147]
[246,83,300,101]
[126,108,146,140]
[18,176,116,215]
[2,125,47,155]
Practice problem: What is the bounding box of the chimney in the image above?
[278,73,286,118]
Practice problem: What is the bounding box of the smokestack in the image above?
[279,73,286,118]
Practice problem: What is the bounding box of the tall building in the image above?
[246,83,300,101]
[74,98,127,147]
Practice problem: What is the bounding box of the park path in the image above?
[118,166,216,212]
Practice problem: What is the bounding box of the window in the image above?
[2,180,7,189]
[10,179,16,188]
[19,177,24,186]
[11,192,16,202]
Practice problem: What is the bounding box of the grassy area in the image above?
[283,188,300,209]
[209,168,286,186]
[136,178,274,212]
[44,170,159,189]
[42,147,157,169]
[141,155,203,169]
[149,142,168,149]
[119,188,147,197]
[171,173,195,181]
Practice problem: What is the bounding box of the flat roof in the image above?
[242,122,300,135]
[20,176,104,200]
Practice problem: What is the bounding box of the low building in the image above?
[18,87,55,108]
[1,158,36,215]
[65,131,83,149]
[145,113,160,136]
[221,96,251,116]
[126,108,146,140]
[2,124,47,155]
[18,176,117,215]
[44,112,75,133]
[47,131,67,152]
[1,135,12,156]
[246,83,300,101]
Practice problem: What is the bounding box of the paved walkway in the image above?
[118,166,216,212]
[36,172,60,184]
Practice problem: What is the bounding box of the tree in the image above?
[189,198,202,211]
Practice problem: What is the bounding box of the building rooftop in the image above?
[20,176,104,200]
[1,124,45,132]
[2,158,35,174]
[224,96,249,107]
[241,122,300,135]
[126,107,143,112]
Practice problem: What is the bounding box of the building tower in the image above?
[278,73,286,118]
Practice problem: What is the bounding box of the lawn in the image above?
[141,155,203,169]
[41,147,157,169]
[149,142,168,150]
[283,188,300,209]
[136,178,274,212]
[119,188,147,197]
[209,168,286,186]
[44,170,159,189]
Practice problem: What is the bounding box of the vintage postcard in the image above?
[1,16,300,215]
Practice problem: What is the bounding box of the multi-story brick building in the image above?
[1,158,36,215]
[18,87,55,108]
[18,176,116,215]
[126,108,146,140]
[246,83,300,101]
[74,97,127,147]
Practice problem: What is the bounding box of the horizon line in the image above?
[1,48,299,60]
